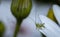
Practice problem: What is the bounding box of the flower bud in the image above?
[0,21,5,37]
[11,0,32,20]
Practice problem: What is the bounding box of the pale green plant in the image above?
[11,0,32,37]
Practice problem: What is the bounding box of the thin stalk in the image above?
[14,19,22,37]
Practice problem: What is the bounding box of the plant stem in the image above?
[14,19,22,37]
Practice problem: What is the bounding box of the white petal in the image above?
[17,17,41,37]
[53,4,60,25]
[39,15,60,37]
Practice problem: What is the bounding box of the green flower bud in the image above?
[0,21,5,37]
[11,0,32,20]
[11,0,32,37]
